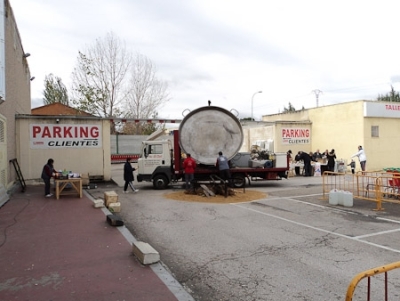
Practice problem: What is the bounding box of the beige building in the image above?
[15,115,111,181]
[0,0,32,190]
[241,100,399,172]
[0,2,112,195]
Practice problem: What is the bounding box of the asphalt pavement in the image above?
[97,165,400,301]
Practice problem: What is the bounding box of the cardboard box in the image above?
[108,202,121,213]
[81,173,90,186]
[104,191,118,207]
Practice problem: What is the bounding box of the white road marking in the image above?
[232,203,400,254]
[376,217,400,224]
[355,228,400,239]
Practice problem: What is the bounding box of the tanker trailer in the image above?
[136,106,289,189]
[179,106,243,165]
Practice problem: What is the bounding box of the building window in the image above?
[371,126,379,137]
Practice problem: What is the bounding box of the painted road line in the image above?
[232,203,400,254]
[354,228,400,239]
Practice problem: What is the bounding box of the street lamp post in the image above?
[251,91,262,121]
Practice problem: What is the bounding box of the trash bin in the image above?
[337,160,345,173]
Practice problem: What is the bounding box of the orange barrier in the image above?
[346,261,400,300]
[322,171,400,211]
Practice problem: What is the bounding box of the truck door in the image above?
[138,142,167,175]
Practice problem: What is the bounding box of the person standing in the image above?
[287,150,292,160]
[123,157,139,193]
[41,158,57,197]
[299,151,313,176]
[351,145,367,172]
[294,151,302,162]
[216,151,231,184]
[348,159,356,174]
[327,149,336,172]
[294,151,302,176]
[312,149,322,161]
[183,153,197,190]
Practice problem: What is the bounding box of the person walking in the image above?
[216,151,231,184]
[123,157,139,193]
[351,145,367,172]
[41,158,57,197]
[183,153,197,190]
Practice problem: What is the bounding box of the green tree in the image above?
[283,102,296,112]
[377,85,400,102]
[43,74,69,105]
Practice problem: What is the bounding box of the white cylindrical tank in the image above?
[179,106,244,165]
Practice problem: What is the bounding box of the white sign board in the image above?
[364,102,400,118]
[281,128,310,144]
[30,124,102,149]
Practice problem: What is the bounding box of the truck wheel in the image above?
[232,175,246,188]
[153,175,169,190]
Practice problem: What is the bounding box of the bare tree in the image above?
[123,53,169,134]
[70,32,131,117]
[120,112,166,135]
[43,74,69,105]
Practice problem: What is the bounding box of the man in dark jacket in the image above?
[299,151,313,177]
[41,158,56,197]
[123,157,139,193]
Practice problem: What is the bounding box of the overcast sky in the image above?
[10,0,400,120]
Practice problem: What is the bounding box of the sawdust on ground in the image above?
[164,189,267,204]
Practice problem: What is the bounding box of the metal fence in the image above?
[322,171,400,211]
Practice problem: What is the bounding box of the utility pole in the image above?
[312,89,323,107]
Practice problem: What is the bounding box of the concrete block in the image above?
[132,241,160,265]
[93,199,104,208]
[108,202,121,213]
[106,214,124,226]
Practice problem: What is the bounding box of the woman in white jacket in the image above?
[351,145,367,171]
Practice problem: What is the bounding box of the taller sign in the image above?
[364,102,400,118]
[30,124,102,149]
